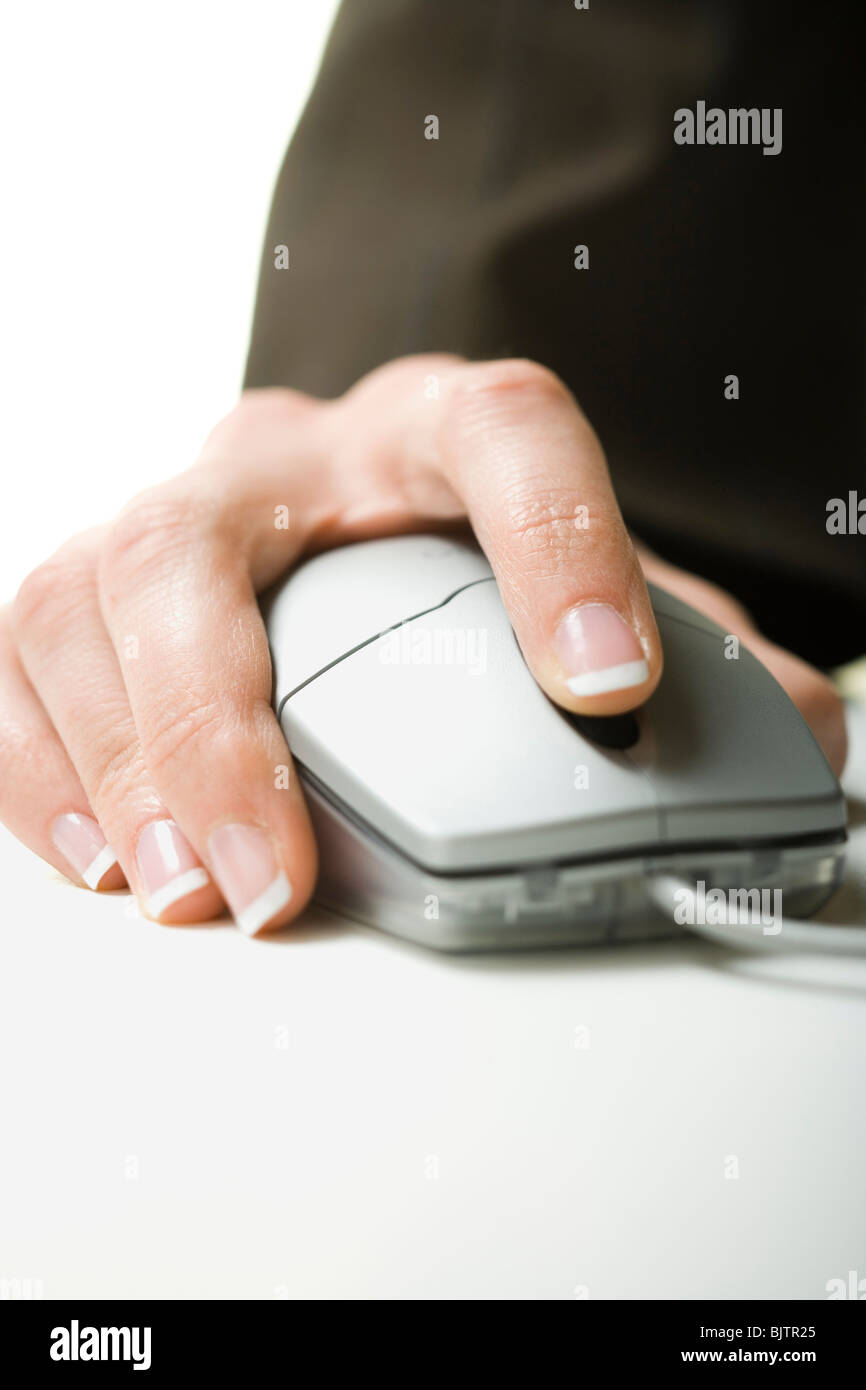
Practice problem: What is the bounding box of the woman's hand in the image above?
[0,356,846,934]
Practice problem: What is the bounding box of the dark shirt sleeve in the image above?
[244,0,866,666]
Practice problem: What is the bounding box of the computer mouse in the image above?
[263,533,846,950]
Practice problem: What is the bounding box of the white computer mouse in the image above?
[263,534,846,950]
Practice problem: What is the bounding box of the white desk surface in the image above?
[2,706,865,1302]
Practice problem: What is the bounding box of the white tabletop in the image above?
[1,705,865,1301]
[2,0,862,1303]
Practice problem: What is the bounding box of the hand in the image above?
[0,356,846,934]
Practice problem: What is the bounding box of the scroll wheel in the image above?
[567,711,640,750]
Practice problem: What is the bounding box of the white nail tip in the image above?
[82,845,119,890]
[236,872,293,937]
[566,658,649,697]
[146,867,212,919]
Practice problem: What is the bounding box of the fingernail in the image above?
[51,812,119,889]
[207,824,292,937]
[555,602,649,696]
[136,818,211,920]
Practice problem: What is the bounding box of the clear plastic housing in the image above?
[302,778,846,952]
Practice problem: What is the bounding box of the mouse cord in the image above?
[646,873,866,956]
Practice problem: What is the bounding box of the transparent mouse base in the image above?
[302,780,846,952]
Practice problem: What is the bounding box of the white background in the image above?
[1,1,865,1302]
[0,0,339,593]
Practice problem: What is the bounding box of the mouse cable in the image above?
[646,873,866,956]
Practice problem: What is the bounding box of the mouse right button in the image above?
[631,614,845,844]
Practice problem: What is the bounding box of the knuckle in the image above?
[504,484,591,545]
[86,726,149,806]
[141,694,268,784]
[236,386,318,422]
[142,691,275,788]
[143,696,227,781]
[13,565,56,630]
[98,488,220,605]
[13,549,96,636]
[200,388,320,456]
[345,353,465,401]
[451,358,571,420]
[500,480,623,562]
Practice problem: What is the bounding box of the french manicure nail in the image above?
[207,823,292,937]
[51,812,118,889]
[555,602,648,696]
[136,818,211,920]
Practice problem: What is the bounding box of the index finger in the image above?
[347,357,663,714]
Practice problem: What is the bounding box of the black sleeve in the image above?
[244,0,866,665]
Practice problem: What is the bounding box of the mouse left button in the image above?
[263,534,494,702]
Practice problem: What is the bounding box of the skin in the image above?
[0,355,847,931]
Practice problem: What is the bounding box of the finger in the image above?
[749,640,847,777]
[12,537,224,925]
[331,358,662,715]
[437,360,661,712]
[637,548,848,776]
[0,607,125,891]
[97,491,318,937]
